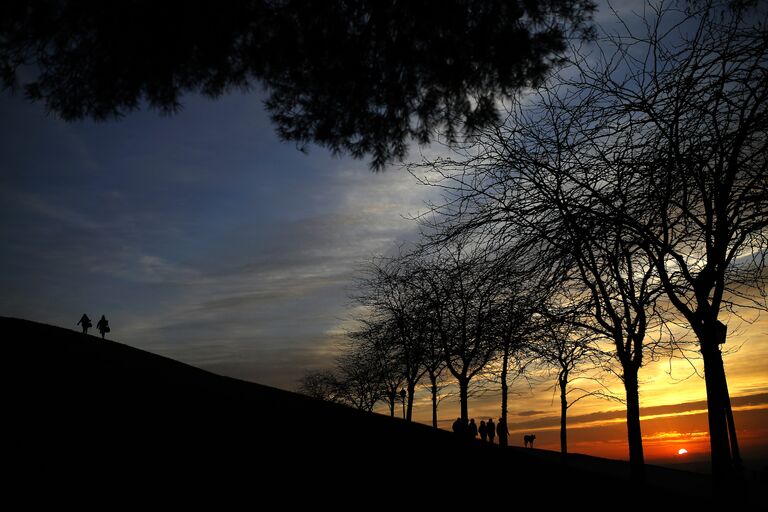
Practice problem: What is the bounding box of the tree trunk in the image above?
[430,373,439,428]
[623,367,645,482]
[388,395,395,417]
[406,382,416,422]
[559,375,568,462]
[458,376,469,425]
[499,341,509,447]
[700,332,735,486]
[722,367,743,477]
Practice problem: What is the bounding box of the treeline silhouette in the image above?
[300,1,768,491]
[299,235,597,454]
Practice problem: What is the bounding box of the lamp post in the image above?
[400,388,407,419]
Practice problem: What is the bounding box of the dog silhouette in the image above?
[524,434,536,448]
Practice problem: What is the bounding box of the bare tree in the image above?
[490,255,553,447]
[334,344,383,413]
[357,255,429,421]
[421,344,448,429]
[297,370,344,403]
[533,308,603,461]
[414,99,664,481]
[563,221,663,481]
[556,1,768,481]
[349,319,407,417]
[412,0,767,482]
[412,240,500,426]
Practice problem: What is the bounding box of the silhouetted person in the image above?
[497,418,509,446]
[77,313,92,334]
[524,434,536,448]
[452,418,463,436]
[479,420,488,443]
[96,315,110,339]
[487,418,496,445]
[468,418,478,439]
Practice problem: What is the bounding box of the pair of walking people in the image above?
[77,313,110,339]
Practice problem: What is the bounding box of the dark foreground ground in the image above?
[4,317,763,505]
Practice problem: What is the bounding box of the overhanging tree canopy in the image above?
[0,0,594,168]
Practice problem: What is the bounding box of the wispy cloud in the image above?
[509,393,768,433]
[517,410,548,417]
[0,186,103,231]
[88,252,205,284]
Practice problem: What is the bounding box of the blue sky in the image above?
[0,89,437,389]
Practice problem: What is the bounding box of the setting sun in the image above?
[677,448,688,456]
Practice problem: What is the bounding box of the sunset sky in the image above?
[414,319,768,464]
[1,0,766,468]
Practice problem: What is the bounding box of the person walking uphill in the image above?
[77,314,92,334]
[96,315,110,339]
[487,418,496,445]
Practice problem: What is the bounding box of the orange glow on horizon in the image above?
[403,311,768,465]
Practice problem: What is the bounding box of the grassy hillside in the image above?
[3,316,754,504]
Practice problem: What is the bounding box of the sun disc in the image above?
[677,448,688,455]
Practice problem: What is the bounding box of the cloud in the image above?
[510,392,768,433]
[0,186,102,231]
[88,253,204,284]
[99,168,433,388]
[517,410,547,417]
[641,430,709,442]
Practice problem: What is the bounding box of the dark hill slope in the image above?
[2,317,726,504]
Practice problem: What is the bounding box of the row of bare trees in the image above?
[301,1,767,486]
[301,238,600,449]
[413,1,767,484]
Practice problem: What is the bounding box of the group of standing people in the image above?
[77,313,110,339]
[452,417,509,445]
